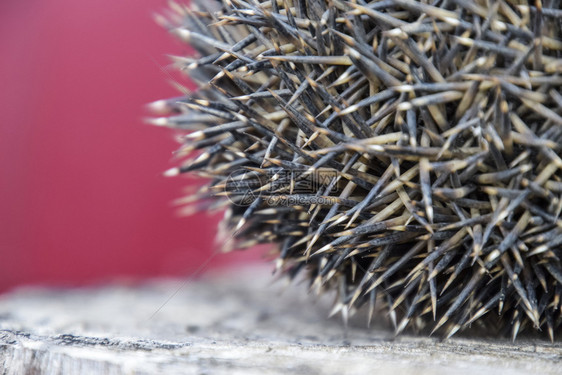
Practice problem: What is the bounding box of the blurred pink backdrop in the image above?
[0,0,260,292]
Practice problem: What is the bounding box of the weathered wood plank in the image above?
[0,266,561,374]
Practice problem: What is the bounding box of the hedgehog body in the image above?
[152,0,562,339]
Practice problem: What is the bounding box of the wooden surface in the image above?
[1,266,561,374]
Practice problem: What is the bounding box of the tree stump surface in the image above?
[1,266,561,374]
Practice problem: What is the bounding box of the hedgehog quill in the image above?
[149,0,562,340]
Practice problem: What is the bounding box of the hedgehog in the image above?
[148,0,562,340]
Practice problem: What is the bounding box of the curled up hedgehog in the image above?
[149,0,562,340]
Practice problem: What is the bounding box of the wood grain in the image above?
[1,266,561,374]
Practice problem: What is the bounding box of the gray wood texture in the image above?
[1,266,561,374]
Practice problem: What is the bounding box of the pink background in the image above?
[0,0,259,292]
